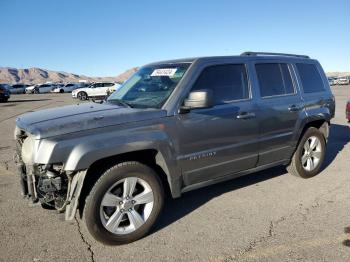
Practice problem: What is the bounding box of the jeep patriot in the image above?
[14,52,335,244]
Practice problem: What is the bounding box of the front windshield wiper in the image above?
[108,99,134,108]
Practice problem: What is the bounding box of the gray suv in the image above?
[14,52,335,245]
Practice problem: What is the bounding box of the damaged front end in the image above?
[14,127,86,220]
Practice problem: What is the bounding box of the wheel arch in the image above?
[77,148,179,218]
[295,118,330,145]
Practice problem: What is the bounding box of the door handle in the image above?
[288,105,300,112]
[236,112,256,119]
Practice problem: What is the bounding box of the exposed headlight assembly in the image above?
[21,136,36,164]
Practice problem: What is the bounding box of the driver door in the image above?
[175,63,259,186]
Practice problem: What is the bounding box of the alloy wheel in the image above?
[99,177,154,235]
[301,136,322,171]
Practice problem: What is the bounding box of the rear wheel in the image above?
[77,91,88,100]
[84,161,164,245]
[287,127,326,178]
[59,89,64,93]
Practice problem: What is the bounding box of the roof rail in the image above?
[240,51,310,59]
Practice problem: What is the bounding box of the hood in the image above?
[16,102,167,139]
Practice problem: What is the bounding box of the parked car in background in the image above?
[0,84,11,102]
[328,77,337,86]
[33,83,57,94]
[25,84,37,94]
[72,82,120,100]
[346,100,350,122]
[52,83,85,93]
[337,77,350,85]
[9,84,27,94]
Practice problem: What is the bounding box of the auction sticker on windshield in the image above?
[151,68,177,77]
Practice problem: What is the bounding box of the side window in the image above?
[255,63,295,97]
[192,64,249,105]
[296,63,324,93]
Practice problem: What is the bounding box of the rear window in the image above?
[255,63,295,97]
[296,63,324,93]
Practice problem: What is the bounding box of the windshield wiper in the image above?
[108,99,133,108]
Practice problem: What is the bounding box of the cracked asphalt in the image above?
[0,88,350,262]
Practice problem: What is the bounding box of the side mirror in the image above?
[179,89,213,114]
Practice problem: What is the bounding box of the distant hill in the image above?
[0,67,138,85]
[326,72,350,78]
[2,66,347,85]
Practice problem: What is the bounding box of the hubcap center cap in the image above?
[121,200,133,210]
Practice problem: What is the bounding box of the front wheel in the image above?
[84,161,164,245]
[287,127,326,178]
[77,91,88,100]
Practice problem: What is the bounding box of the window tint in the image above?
[296,63,324,93]
[255,63,294,97]
[192,64,249,105]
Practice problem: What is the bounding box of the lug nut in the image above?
[126,196,129,200]
[120,209,125,213]
[119,201,123,205]
[128,208,132,212]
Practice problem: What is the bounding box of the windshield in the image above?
[107,63,190,108]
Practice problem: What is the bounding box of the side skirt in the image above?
[180,159,289,194]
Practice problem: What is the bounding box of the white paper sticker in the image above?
[151,68,177,77]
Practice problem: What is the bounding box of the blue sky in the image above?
[1,0,349,76]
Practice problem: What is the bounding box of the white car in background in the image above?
[26,83,57,94]
[327,77,336,86]
[25,84,38,93]
[337,77,350,85]
[52,83,86,93]
[72,82,120,100]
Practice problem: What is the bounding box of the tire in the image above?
[84,161,164,245]
[287,127,326,178]
[34,89,39,94]
[59,89,64,93]
[77,91,88,101]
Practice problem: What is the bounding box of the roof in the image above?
[145,52,314,66]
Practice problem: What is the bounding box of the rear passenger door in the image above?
[254,62,304,166]
[176,63,259,186]
[294,63,331,117]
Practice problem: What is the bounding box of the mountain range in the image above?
[0,67,138,85]
[0,66,348,85]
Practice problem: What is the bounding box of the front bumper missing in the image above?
[14,151,87,220]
